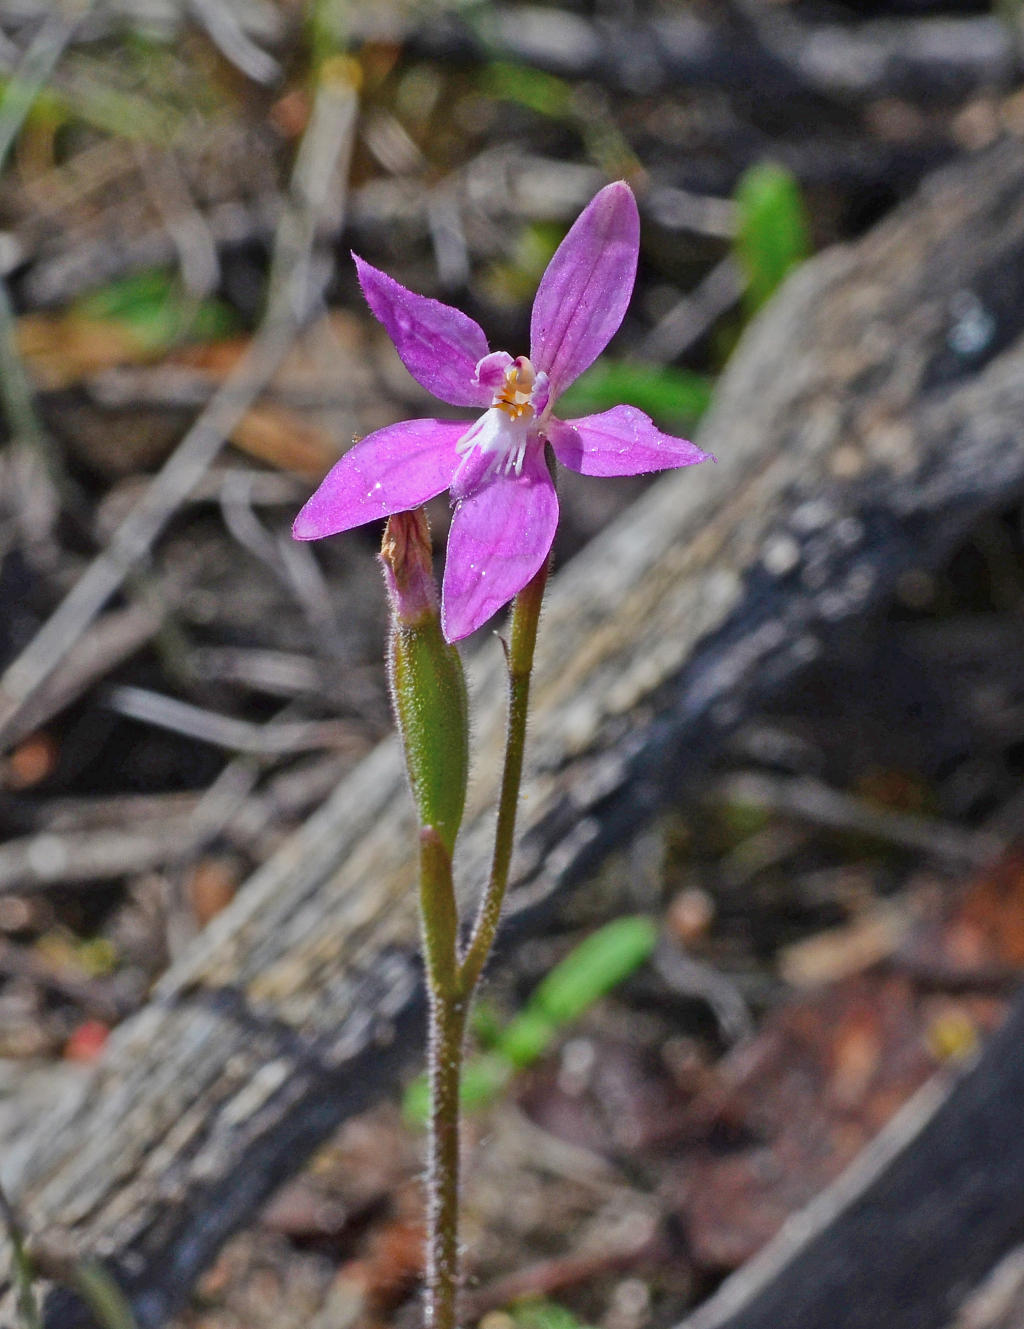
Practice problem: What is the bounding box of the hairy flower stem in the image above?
[428,998,467,1329]
[420,828,466,1329]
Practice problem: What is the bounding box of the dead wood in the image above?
[8,138,1024,1327]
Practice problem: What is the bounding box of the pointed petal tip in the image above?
[293,493,350,541]
[291,508,318,541]
[439,605,474,644]
[530,182,641,396]
[549,406,712,477]
[351,254,492,409]
[601,178,638,205]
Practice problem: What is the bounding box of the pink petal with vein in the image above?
[442,449,558,641]
[354,255,491,408]
[292,418,466,539]
[548,406,711,477]
[530,181,640,397]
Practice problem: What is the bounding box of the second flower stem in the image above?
[459,556,549,994]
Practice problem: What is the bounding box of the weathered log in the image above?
[8,137,1024,1327]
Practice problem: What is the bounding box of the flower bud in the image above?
[380,508,439,627]
[381,511,469,855]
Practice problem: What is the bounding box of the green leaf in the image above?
[532,916,657,1026]
[402,1053,512,1127]
[75,270,175,322]
[71,1263,138,1329]
[556,359,714,430]
[480,62,572,119]
[0,1188,41,1329]
[512,1298,596,1329]
[733,161,811,316]
[470,997,504,1049]
[402,919,657,1126]
[479,223,566,308]
[402,1073,430,1127]
[74,270,239,352]
[497,1007,557,1069]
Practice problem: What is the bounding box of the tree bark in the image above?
[7,137,1024,1327]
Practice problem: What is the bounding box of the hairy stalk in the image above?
[420,829,466,1329]
[459,554,549,995]
[426,987,467,1329]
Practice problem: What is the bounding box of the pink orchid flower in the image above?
[293,181,710,642]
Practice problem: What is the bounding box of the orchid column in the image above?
[294,182,710,1329]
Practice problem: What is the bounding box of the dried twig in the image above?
[0,742,261,895]
[460,1227,657,1321]
[637,256,745,363]
[188,645,385,718]
[0,9,83,171]
[104,685,368,757]
[653,936,753,1045]
[22,754,349,837]
[646,185,737,239]
[0,8,90,522]
[135,146,220,300]
[0,817,212,895]
[187,0,280,85]
[218,471,344,655]
[720,772,1001,867]
[1,580,187,751]
[0,753,353,895]
[428,183,471,289]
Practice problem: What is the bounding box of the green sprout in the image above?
[403,916,658,1125]
[733,161,811,317]
[75,270,239,351]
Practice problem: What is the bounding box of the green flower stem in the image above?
[419,828,467,1329]
[459,555,549,995]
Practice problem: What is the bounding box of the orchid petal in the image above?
[474,351,514,394]
[548,406,712,477]
[529,181,640,397]
[442,448,558,642]
[292,418,466,539]
[354,255,491,408]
